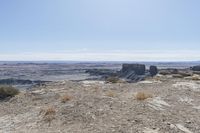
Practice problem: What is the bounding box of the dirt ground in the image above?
[0,76,200,133]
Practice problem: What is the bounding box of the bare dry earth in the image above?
[0,76,200,133]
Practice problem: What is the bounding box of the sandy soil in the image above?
[0,76,200,133]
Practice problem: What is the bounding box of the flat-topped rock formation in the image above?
[121,64,146,75]
[86,64,158,82]
[119,64,147,82]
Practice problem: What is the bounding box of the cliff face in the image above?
[119,64,147,82]
[121,64,146,75]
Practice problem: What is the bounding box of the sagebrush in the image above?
[0,85,19,99]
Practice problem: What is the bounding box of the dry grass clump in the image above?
[106,91,115,97]
[44,106,56,116]
[135,91,153,101]
[60,94,72,103]
[40,106,56,126]
[0,85,19,99]
[152,76,161,81]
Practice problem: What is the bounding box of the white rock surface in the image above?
[176,124,193,133]
[143,128,159,133]
[148,97,170,111]
[173,82,200,92]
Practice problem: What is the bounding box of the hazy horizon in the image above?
[0,0,200,61]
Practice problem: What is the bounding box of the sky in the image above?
[0,0,200,61]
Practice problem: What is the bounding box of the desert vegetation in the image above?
[135,91,153,101]
[60,94,72,103]
[106,76,121,83]
[0,85,19,99]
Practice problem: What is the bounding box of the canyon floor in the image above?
[0,75,200,133]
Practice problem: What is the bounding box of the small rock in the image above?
[170,124,176,129]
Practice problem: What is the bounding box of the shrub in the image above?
[0,85,19,99]
[60,94,72,103]
[106,77,120,83]
[135,91,152,101]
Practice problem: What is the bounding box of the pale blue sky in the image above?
[0,0,200,61]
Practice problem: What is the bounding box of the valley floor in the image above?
[0,76,200,133]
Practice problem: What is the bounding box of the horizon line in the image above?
[0,60,200,63]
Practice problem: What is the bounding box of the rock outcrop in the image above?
[159,69,178,75]
[0,78,50,85]
[121,64,145,75]
[85,65,147,82]
[120,64,146,82]
[159,68,192,78]
[85,69,117,77]
[149,66,158,76]
[192,65,200,71]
